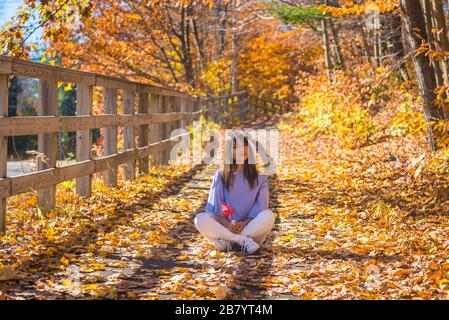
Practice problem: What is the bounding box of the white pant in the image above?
[194,209,275,246]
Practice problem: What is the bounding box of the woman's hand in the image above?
[227,221,245,234]
[214,214,251,234]
[227,218,253,234]
[214,213,231,228]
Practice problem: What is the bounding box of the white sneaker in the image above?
[211,239,232,252]
[240,237,260,255]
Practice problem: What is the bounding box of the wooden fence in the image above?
[248,95,289,119]
[203,92,288,125]
[0,56,288,234]
[203,91,248,124]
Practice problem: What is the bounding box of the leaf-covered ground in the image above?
[2,116,449,300]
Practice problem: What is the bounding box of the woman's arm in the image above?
[213,213,230,228]
[247,175,269,219]
[206,170,236,231]
[205,170,224,216]
[214,213,246,234]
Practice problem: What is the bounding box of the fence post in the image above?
[168,96,176,164]
[0,75,8,234]
[229,95,234,125]
[180,97,187,129]
[220,97,225,126]
[170,96,181,163]
[215,98,219,123]
[104,88,118,187]
[159,96,167,165]
[160,96,169,165]
[203,98,209,122]
[214,98,219,123]
[249,94,253,121]
[253,95,256,120]
[212,98,217,123]
[76,84,93,197]
[242,92,249,122]
[123,90,136,181]
[247,95,251,120]
[149,93,160,166]
[138,91,149,175]
[195,97,201,122]
[37,79,58,212]
[255,96,259,121]
[158,95,165,165]
[226,96,230,125]
[196,97,202,123]
[188,99,194,125]
[174,96,181,135]
[221,97,225,126]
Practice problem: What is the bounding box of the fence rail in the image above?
[202,92,289,125]
[203,91,249,124]
[0,55,289,234]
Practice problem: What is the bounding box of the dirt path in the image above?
[4,115,448,300]
[1,119,288,300]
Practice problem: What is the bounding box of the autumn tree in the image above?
[318,0,449,152]
[270,3,337,80]
[238,28,313,102]
[400,0,447,151]
[1,0,267,95]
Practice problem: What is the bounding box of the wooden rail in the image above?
[248,95,290,119]
[203,91,249,125]
[0,55,289,234]
[0,56,205,234]
[201,92,290,126]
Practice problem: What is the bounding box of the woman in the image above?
[194,132,275,255]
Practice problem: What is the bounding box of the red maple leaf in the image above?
[221,202,235,218]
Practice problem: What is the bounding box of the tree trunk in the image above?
[374,28,382,67]
[214,0,227,60]
[401,0,445,152]
[230,0,239,93]
[388,13,410,81]
[180,5,195,87]
[432,0,449,119]
[359,17,373,64]
[329,17,345,69]
[231,31,239,93]
[321,17,333,80]
[423,0,444,87]
[191,18,205,75]
[321,0,333,80]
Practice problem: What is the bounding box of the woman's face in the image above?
[233,143,249,163]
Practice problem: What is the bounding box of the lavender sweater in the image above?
[205,168,269,222]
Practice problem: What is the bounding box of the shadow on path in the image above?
[3,163,206,299]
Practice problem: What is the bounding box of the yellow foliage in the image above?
[319,0,399,17]
[389,103,425,137]
[291,75,379,148]
[238,29,317,101]
[198,59,232,95]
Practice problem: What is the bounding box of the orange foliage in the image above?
[238,27,320,101]
[320,0,399,17]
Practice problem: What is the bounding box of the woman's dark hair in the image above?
[222,132,258,190]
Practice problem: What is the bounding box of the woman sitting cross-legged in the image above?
[194,132,275,255]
